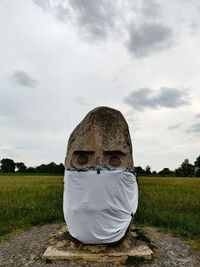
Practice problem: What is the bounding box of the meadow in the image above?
[136,177,200,247]
[0,174,199,247]
[0,175,63,238]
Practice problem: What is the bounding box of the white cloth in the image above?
[63,169,138,244]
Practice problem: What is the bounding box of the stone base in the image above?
[43,226,153,265]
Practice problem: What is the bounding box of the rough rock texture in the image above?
[0,224,199,267]
[65,106,133,170]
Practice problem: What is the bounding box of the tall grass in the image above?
[135,177,200,244]
[0,175,199,246]
[0,175,64,237]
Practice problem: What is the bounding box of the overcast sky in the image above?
[0,0,200,171]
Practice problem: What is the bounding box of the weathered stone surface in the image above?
[65,106,133,170]
[43,226,153,264]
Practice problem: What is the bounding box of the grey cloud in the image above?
[124,87,190,111]
[11,71,38,88]
[187,122,200,133]
[126,22,173,57]
[167,123,182,130]
[33,0,70,21]
[68,0,116,40]
[55,4,70,21]
[32,0,50,11]
[139,0,161,18]
[189,22,199,30]
[33,0,116,40]
[33,0,174,56]
[189,22,199,35]
[195,113,200,118]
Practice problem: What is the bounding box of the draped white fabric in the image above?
[63,169,138,244]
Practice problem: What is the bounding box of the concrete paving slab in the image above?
[43,226,153,265]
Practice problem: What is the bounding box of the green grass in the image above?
[0,175,64,238]
[0,175,199,248]
[135,176,200,247]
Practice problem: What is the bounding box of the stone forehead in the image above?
[67,106,133,153]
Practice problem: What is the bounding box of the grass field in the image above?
[0,175,63,237]
[136,177,200,247]
[0,174,199,247]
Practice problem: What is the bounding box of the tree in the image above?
[158,168,174,177]
[15,162,27,173]
[47,162,57,173]
[35,164,48,173]
[26,167,36,173]
[0,158,15,173]
[194,155,200,177]
[134,166,145,176]
[35,162,64,173]
[175,159,194,177]
[145,165,151,175]
[54,163,65,173]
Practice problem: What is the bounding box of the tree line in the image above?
[0,156,200,177]
[0,158,64,174]
[135,156,200,177]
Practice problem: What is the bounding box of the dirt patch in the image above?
[140,227,200,267]
[0,224,199,267]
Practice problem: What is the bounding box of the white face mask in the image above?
[63,169,138,244]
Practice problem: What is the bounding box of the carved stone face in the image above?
[65,106,133,170]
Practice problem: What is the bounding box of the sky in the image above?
[0,0,200,172]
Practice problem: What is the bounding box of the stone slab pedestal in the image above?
[43,226,153,265]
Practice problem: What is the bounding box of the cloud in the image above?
[68,0,116,40]
[187,122,200,133]
[189,22,199,35]
[55,3,70,20]
[11,71,38,88]
[33,0,70,21]
[32,0,50,11]
[195,113,200,118]
[32,0,174,57]
[167,123,182,130]
[33,0,116,40]
[139,0,161,18]
[74,96,92,106]
[0,148,18,158]
[126,22,173,57]
[124,87,191,111]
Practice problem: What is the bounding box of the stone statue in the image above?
[65,106,134,171]
[63,106,138,245]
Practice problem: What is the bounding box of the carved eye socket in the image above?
[109,156,121,167]
[77,154,89,165]
[104,151,125,168]
[72,151,94,168]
